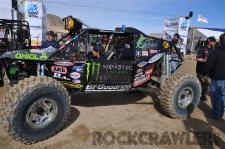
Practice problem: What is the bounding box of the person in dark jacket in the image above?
[171,33,183,73]
[196,36,216,101]
[207,33,225,120]
[41,31,56,49]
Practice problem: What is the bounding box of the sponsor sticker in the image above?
[149,49,158,54]
[148,53,164,64]
[15,52,48,60]
[133,74,150,87]
[136,51,141,57]
[73,65,84,73]
[30,49,43,53]
[142,51,149,56]
[53,73,70,81]
[73,79,81,83]
[136,69,143,73]
[135,72,143,78]
[61,81,83,89]
[54,61,73,66]
[137,61,147,68]
[51,66,67,74]
[145,66,154,75]
[70,72,81,79]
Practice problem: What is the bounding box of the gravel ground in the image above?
[0,56,224,149]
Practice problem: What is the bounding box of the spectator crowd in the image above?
[196,33,225,120]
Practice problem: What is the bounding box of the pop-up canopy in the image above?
[196,27,225,40]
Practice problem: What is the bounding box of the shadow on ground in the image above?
[67,106,80,127]
[70,91,147,107]
[183,101,225,149]
[70,88,164,113]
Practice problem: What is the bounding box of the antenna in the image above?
[186,11,193,20]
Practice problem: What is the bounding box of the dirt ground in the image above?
[0,56,224,149]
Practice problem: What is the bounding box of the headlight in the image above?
[163,41,170,49]
[63,16,75,31]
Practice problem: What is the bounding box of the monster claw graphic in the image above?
[86,62,101,82]
[96,63,100,81]
[86,63,91,81]
[92,62,96,77]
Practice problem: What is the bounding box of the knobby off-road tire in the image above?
[159,73,201,118]
[0,76,71,144]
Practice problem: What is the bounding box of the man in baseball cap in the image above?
[207,33,225,119]
[41,31,56,49]
[196,36,216,101]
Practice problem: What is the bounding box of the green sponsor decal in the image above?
[15,52,48,60]
[86,63,91,81]
[92,62,96,77]
[9,67,17,75]
[86,62,101,81]
[136,34,147,49]
[92,62,100,81]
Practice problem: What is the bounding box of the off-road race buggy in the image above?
[0,16,201,144]
[0,19,31,84]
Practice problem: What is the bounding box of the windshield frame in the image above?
[48,30,88,60]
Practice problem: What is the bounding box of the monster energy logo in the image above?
[86,62,101,81]
[136,34,147,49]
[136,34,158,49]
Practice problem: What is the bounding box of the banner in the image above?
[26,17,43,27]
[163,18,179,41]
[23,0,47,48]
[178,17,190,54]
[163,17,190,54]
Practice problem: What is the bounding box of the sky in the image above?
[43,0,225,34]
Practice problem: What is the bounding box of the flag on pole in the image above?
[197,14,209,23]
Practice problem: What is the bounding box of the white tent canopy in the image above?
[196,28,225,40]
[186,27,225,53]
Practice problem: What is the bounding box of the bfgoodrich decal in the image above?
[86,84,131,91]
